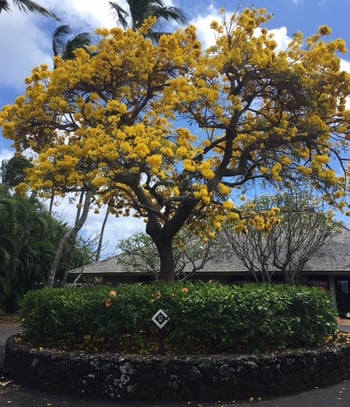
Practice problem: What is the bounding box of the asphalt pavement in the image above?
[1,322,350,407]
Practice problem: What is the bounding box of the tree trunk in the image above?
[95,204,110,262]
[146,221,178,282]
[156,238,176,282]
[283,269,292,285]
[47,191,91,287]
[59,234,77,286]
[49,191,55,213]
[262,264,272,284]
[145,200,197,283]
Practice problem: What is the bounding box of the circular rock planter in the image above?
[5,335,350,402]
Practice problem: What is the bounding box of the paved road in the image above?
[1,379,350,407]
[1,323,350,407]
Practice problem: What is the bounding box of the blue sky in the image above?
[0,0,349,256]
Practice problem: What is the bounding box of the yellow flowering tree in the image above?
[1,9,350,282]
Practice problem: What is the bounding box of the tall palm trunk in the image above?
[47,191,91,287]
[95,203,110,262]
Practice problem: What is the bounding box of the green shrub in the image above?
[19,282,337,354]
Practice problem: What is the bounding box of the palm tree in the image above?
[47,191,92,287]
[0,184,95,311]
[1,156,33,188]
[0,187,49,311]
[0,0,59,20]
[109,0,187,39]
[52,25,92,61]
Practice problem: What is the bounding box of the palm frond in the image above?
[149,5,187,25]
[0,1,10,12]
[53,26,92,61]
[13,0,59,20]
[109,1,129,29]
[65,32,92,60]
[52,25,72,57]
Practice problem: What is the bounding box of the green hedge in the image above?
[19,282,337,354]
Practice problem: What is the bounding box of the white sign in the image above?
[152,309,169,329]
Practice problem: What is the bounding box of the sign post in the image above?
[152,309,169,354]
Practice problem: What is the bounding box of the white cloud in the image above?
[0,0,184,92]
[340,58,350,73]
[0,12,52,90]
[269,27,292,51]
[47,0,119,30]
[0,1,124,91]
[188,4,220,49]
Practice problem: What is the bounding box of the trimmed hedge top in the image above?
[19,282,337,354]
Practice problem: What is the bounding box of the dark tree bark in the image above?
[145,200,197,282]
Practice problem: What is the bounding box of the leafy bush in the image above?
[19,282,337,354]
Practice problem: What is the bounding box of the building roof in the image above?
[303,229,350,272]
[68,229,350,277]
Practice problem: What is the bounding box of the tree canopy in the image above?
[1,8,350,281]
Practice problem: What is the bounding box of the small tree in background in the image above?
[223,190,343,284]
[116,233,160,276]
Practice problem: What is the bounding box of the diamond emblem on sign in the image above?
[152,309,169,329]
